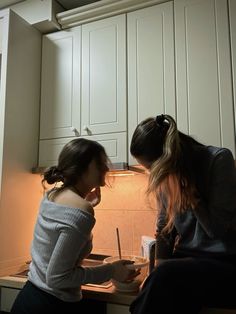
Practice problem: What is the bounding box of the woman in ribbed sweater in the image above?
[129,114,236,314]
[11,138,137,314]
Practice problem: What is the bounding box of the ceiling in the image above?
[0,0,101,11]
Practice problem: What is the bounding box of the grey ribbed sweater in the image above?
[28,194,113,302]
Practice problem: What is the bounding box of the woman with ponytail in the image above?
[129,114,236,314]
[11,138,138,314]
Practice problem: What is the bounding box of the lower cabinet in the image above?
[1,286,236,314]
[0,286,130,313]
[0,287,20,312]
[106,303,130,314]
[0,287,107,313]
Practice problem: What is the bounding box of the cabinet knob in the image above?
[83,126,92,136]
[70,127,80,137]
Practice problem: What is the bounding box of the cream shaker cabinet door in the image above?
[40,27,81,140]
[39,133,127,167]
[81,14,126,136]
[0,18,2,52]
[175,0,235,155]
[127,2,175,165]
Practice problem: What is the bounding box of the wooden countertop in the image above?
[0,275,138,306]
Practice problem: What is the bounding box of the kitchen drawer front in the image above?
[38,132,127,167]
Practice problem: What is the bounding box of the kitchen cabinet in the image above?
[175,0,235,155]
[40,27,81,140]
[128,0,235,165]
[81,14,126,136]
[39,133,126,167]
[38,0,236,169]
[0,18,3,52]
[1,285,236,314]
[107,303,130,314]
[0,287,20,312]
[1,270,236,314]
[39,14,127,167]
[0,9,41,195]
[0,289,130,314]
[127,1,175,165]
[0,8,41,275]
[1,286,108,313]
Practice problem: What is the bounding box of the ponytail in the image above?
[131,114,199,233]
[148,115,180,191]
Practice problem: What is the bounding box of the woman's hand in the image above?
[111,259,140,282]
[85,187,101,207]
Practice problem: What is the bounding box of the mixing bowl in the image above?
[103,255,149,292]
[104,255,149,269]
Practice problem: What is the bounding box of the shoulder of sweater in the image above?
[196,145,234,167]
[79,200,94,216]
[206,145,233,157]
[40,193,96,231]
[52,190,94,216]
[206,146,234,165]
[204,146,236,181]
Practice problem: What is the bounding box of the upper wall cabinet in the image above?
[175,0,235,155]
[81,14,126,136]
[40,14,126,140]
[0,18,2,52]
[38,0,236,168]
[40,27,81,139]
[0,9,41,194]
[38,14,127,167]
[127,2,175,164]
[38,133,127,167]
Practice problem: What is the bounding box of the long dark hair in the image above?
[131,114,201,232]
[42,138,108,189]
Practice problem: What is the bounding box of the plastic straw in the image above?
[116,227,122,259]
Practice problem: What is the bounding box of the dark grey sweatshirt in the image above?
[156,146,236,259]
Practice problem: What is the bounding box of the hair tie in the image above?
[155,114,165,127]
[52,166,64,182]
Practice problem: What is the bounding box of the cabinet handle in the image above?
[83,126,92,136]
[70,127,80,137]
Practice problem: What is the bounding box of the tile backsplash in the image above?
[0,172,157,276]
[92,173,157,257]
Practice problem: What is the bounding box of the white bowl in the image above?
[111,278,142,293]
[103,255,149,269]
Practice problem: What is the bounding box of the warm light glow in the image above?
[108,170,136,177]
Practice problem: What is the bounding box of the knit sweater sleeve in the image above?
[192,148,236,239]
[46,212,113,289]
